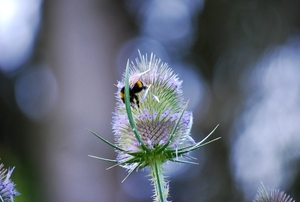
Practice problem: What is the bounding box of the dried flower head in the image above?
[0,163,19,202]
[254,183,295,202]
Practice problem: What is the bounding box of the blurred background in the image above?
[1,0,300,201]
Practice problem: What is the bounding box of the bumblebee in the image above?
[120,80,147,108]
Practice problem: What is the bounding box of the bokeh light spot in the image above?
[0,0,42,73]
[15,66,58,120]
[231,36,300,200]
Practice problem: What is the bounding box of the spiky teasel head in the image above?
[111,52,219,172]
[89,51,219,202]
[0,163,20,202]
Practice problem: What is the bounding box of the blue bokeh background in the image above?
[1,0,300,201]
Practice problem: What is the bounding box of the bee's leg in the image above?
[133,94,140,108]
[129,96,135,107]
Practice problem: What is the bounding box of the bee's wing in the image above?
[129,69,151,88]
[141,84,151,101]
[129,75,140,88]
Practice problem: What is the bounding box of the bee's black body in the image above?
[120,80,147,108]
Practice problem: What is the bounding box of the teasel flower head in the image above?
[0,163,20,202]
[114,53,193,165]
[253,183,295,202]
[89,51,219,202]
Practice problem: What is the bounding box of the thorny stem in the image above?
[149,159,168,202]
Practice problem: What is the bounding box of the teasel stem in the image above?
[149,158,168,202]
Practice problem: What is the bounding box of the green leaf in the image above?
[105,156,141,170]
[177,124,219,152]
[88,155,117,163]
[157,100,189,153]
[169,159,198,165]
[121,162,141,183]
[88,129,127,152]
[178,137,221,155]
[124,60,149,151]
